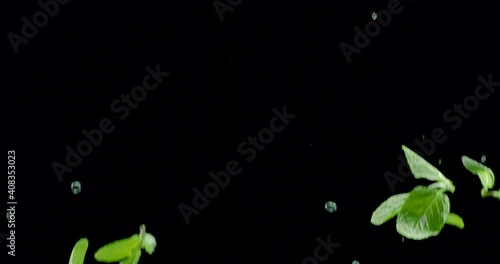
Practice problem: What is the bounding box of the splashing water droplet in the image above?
[481,155,486,163]
[325,201,337,213]
[71,181,81,194]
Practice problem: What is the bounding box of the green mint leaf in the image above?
[445,213,464,229]
[462,156,495,189]
[94,235,141,262]
[402,146,455,192]
[141,233,157,255]
[371,193,410,226]
[119,249,142,264]
[396,186,450,240]
[69,238,88,264]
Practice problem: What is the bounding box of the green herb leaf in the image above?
[69,238,88,264]
[119,249,141,264]
[462,156,495,189]
[445,213,464,229]
[478,171,493,185]
[402,146,455,192]
[396,186,450,240]
[141,233,157,255]
[94,235,141,263]
[371,193,410,226]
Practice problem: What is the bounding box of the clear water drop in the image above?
[325,201,337,213]
[371,10,377,20]
[402,236,404,243]
[71,181,81,194]
[481,155,486,163]
[6,211,12,221]
[438,159,442,165]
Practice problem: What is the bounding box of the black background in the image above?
[2,0,500,263]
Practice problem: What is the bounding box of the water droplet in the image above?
[352,261,360,264]
[325,201,337,213]
[402,237,404,243]
[422,135,425,139]
[481,155,486,163]
[371,10,377,20]
[6,211,12,221]
[71,181,81,194]
[438,159,442,165]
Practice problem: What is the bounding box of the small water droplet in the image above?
[481,155,486,163]
[325,201,337,213]
[6,211,12,221]
[371,10,377,20]
[422,135,425,139]
[438,159,442,165]
[402,237,404,243]
[71,181,81,194]
[352,261,360,264]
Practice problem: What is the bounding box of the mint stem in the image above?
[482,191,500,198]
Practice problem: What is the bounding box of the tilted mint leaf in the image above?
[445,213,464,229]
[119,249,141,264]
[141,233,157,255]
[462,155,495,190]
[396,186,450,240]
[94,235,141,263]
[69,238,88,264]
[371,193,410,226]
[402,145,455,192]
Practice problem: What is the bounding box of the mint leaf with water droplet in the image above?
[402,145,455,192]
